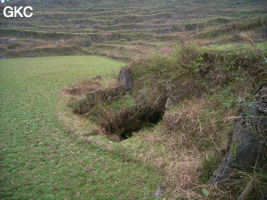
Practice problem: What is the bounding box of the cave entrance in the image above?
[120,110,164,140]
[103,106,165,141]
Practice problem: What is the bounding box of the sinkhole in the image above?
[102,106,165,141]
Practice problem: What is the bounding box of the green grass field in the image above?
[0,56,163,199]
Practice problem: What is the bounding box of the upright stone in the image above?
[209,86,267,184]
[118,66,133,90]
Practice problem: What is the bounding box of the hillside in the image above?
[64,43,267,199]
[1,0,267,199]
[0,0,266,59]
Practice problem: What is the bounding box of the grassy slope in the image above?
[0,56,163,199]
[64,44,267,199]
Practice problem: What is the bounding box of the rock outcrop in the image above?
[209,86,267,184]
[86,66,133,105]
[118,66,133,90]
[73,66,133,114]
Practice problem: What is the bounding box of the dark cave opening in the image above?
[103,107,165,141]
[120,110,164,140]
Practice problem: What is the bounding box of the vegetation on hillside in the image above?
[66,43,267,199]
[1,0,267,199]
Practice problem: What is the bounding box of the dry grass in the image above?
[59,43,266,199]
[120,94,239,199]
[63,80,101,96]
[163,97,232,152]
[125,127,204,199]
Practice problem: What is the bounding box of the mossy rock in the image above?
[209,86,267,184]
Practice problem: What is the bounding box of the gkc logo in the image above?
[1,0,33,18]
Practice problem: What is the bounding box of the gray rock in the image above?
[84,85,126,106]
[208,151,234,184]
[86,89,105,105]
[118,66,133,90]
[255,86,267,114]
[209,86,267,184]
[74,66,131,114]
[235,122,266,169]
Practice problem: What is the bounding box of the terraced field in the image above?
[1,0,266,59]
[0,56,163,199]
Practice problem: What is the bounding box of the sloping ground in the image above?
[66,44,267,199]
[0,56,163,199]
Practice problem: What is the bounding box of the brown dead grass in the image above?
[163,97,230,152]
[130,128,204,199]
[121,94,239,199]
[62,79,101,96]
